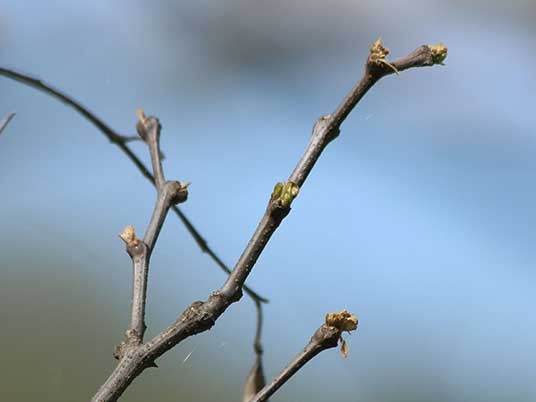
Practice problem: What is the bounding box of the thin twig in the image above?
[221,41,447,299]
[248,310,358,402]
[117,226,149,349]
[242,299,267,401]
[0,66,268,303]
[135,111,189,252]
[127,239,149,346]
[89,41,447,402]
[115,113,188,355]
[136,109,165,189]
[0,112,16,135]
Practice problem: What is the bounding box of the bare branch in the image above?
[0,66,268,304]
[248,310,358,402]
[133,109,189,253]
[288,40,447,187]
[0,112,16,135]
[90,40,447,402]
[116,226,149,350]
[118,111,188,353]
[136,109,165,189]
[222,41,447,299]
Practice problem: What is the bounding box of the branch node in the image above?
[368,37,399,74]
[114,329,141,360]
[177,300,217,332]
[270,181,299,209]
[135,108,159,142]
[164,180,190,205]
[313,114,340,143]
[119,225,146,257]
[119,225,138,245]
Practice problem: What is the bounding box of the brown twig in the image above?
[0,112,16,135]
[88,40,446,401]
[117,226,149,350]
[0,66,269,306]
[115,112,189,355]
[248,310,358,402]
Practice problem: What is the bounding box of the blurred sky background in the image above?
[1,1,535,401]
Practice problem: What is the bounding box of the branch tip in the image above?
[325,309,358,332]
[428,43,448,64]
[324,310,358,358]
[136,108,147,124]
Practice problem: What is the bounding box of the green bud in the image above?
[273,181,299,208]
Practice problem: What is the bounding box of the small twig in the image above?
[222,41,447,298]
[89,40,447,402]
[0,112,16,135]
[116,226,149,350]
[289,40,447,187]
[0,66,268,304]
[249,311,358,402]
[115,110,188,354]
[136,108,165,189]
[134,109,189,253]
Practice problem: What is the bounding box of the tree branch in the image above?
[0,66,268,305]
[89,40,447,401]
[0,112,16,135]
[117,226,150,349]
[249,310,358,402]
[114,111,188,354]
[288,40,447,187]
